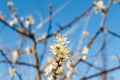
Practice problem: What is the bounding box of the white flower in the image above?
[55,34,70,44]
[82,31,89,37]
[82,46,89,54]
[66,70,73,78]
[45,64,53,75]
[0,12,6,20]
[25,14,34,28]
[27,14,35,24]
[25,47,32,53]
[59,45,71,58]
[103,28,108,33]
[8,20,15,27]
[12,50,19,63]
[25,20,30,28]
[8,15,18,27]
[55,66,63,74]
[50,34,72,59]
[42,33,47,39]
[66,60,72,69]
[81,46,89,60]
[44,62,56,75]
[7,1,13,7]
[9,68,16,76]
[81,55,87,60]
[93,1,105,13]
[47,75,54,80]
[49,44,60,55]
[50,44,71,59]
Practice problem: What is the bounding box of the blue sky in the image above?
[0,0,120,80]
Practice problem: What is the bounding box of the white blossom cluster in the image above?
[6,1,35,28]
[44,34,72,80]
[49,34,71,59]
